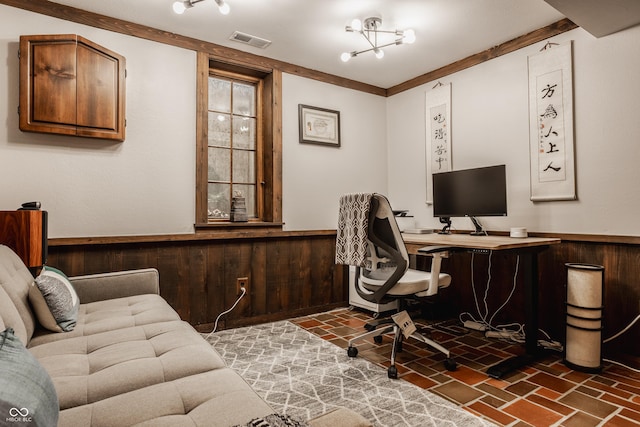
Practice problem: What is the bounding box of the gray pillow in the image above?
[29,266,79,332]
[0,328,59,427]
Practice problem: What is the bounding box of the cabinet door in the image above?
[76,36,125,140]
[20,35,78,136]
[19,34,126,141]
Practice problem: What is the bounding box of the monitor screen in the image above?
[432,165,507,218]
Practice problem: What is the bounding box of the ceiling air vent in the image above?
[229,31,272,49]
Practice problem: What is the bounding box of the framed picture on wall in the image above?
[298,104,341,147]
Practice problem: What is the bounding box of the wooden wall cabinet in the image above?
[19,34,126,141]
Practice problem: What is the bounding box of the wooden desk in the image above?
[403,232,561,378]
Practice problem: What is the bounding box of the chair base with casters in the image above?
[347,299,458,379]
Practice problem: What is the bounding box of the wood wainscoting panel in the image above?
[47,231,639,356]
[47,233,348,331]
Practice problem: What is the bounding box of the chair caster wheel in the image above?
[347,346,358,358]
[364,323,375,332]
[444,358,457,371]
[387,366,398,379]
[373,335,383,344]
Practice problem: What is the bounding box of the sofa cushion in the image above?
[0,285,29,345]
[0,328,59,427]
[30,266,80,332]
[0,245,37,344]
[29,320,227,410]
[57,369,274,427]
[29,294,181,347]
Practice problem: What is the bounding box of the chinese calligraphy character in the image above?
[540,104,558,119]
[541,83,557,99]
[544,163,562,172]
[543,126,558,138]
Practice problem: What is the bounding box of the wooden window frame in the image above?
[195,52,282,230]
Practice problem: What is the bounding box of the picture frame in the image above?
[298,104,341,147]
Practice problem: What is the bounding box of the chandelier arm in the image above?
[352,46,376,56]
[189,0,207,5]
[376,40,404,49]
[360,32,376,49]
[367,29,400,35]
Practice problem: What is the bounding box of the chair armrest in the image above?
[417,245,458,255]
[69,268,160,303]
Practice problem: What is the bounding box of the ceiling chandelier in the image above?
[172,0,230,15]
[341,16,415,62]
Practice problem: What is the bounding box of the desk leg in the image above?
[487,251,543,379]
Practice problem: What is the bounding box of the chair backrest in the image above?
[358,194,410,304]
[336,193,447,303]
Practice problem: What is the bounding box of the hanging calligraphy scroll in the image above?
[425,82,452,204]
[528,41,576,201]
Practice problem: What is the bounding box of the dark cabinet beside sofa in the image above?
[19,34,126,141]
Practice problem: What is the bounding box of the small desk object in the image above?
[403,233,561,379]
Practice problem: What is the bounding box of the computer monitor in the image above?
[432,164,507,235]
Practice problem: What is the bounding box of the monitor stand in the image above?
[438,217,451,234]
[469,216,486,236]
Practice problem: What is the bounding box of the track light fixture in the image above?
[172,0,230,15]
[341,17,415,62]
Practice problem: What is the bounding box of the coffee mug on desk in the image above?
[510,227,528,238]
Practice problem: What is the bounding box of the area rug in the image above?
[205,320,494,427]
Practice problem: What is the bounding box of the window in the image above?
[195,53,282,229]
[207,73,261,220]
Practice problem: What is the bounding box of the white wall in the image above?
[0,5,197,238]
[0,5,388,237]
[281,74,387,230]
[3,4,639,238]
[387,26,640,236]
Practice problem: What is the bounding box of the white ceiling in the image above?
[42,1,572,88]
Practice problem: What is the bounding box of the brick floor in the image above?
[292,308,640,427]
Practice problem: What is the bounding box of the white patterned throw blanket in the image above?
[335,193,374,267]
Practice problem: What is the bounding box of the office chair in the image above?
[336,193,457,379]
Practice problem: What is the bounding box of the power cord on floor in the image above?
[204,287,246,340]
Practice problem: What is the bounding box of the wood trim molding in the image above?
[48,229,640,248]
[48,229,338,247]
[2,1,575,98]
[387,18,578,96]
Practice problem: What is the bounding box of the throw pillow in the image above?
[0,328,59,426]
[29,266,79,332]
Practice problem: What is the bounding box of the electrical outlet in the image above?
[236,277,249,296]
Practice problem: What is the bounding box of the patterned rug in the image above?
[205,321,495,427]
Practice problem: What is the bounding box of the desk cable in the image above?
[461,252,560,347]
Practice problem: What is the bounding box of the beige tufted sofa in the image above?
[0,245,371,427]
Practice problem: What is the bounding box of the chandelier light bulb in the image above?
[340,52,352,62]
[172,1,187,14]
[374,48,384,59]
[350,19,362,32]
[403,29,416,44]
[216,0,230,15]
